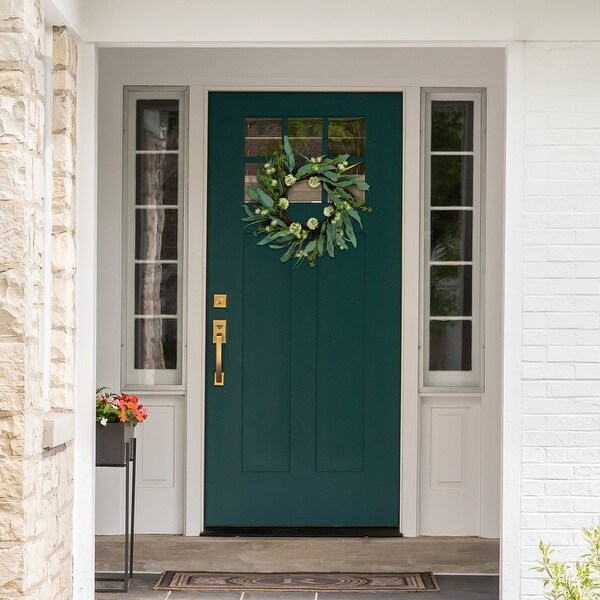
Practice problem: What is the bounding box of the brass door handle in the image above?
[213,320,226,386]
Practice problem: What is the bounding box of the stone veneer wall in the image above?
[0,1,77,597]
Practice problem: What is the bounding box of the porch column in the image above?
[0,2,78,598]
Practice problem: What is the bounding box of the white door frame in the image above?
[187,84,420,536]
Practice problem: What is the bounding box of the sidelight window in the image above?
[422,91,484,389]
[123,88,187,386]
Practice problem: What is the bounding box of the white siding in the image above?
[520,42,600,599]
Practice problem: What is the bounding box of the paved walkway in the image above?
[95,574,499,600]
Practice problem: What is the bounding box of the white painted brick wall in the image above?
[522,42,600,599]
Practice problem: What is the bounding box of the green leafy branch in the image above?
[534,524,600,600]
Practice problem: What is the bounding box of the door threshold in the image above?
[202,527,403,537]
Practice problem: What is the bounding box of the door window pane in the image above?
[328,117,365,156]
[288,118,322,156]
[431,155,473,207]
[244,163,262,201]
[245,118,282,157]
[287,179,321,203]
[136,99,179,151]
[431,101,474,152]
[430,211,473,262]
[135,208,178,260]
[429,320,472,371]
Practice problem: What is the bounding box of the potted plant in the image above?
[96,388,148,466]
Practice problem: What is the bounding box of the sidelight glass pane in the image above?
[135,208,178,260]
[288,118,322,156]
[136,99,179,151]
[135,263,178,315]
[245,118,282,157]
[136,154,178,205]
[430,210,472,262]
[429,320,472,371]
[134,318,177,370]
[431,101,474,152]
[431,155,473,207]
[328,117,366,156]
[430,265,472,316]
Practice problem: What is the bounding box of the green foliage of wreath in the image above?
[242,135,371,267]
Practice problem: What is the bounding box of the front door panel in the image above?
[205,92,402,527]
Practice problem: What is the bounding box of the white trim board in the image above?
[83,0,600,44]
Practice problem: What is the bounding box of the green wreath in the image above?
[242,135,371,267]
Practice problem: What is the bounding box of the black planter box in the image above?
[96,422,134,466]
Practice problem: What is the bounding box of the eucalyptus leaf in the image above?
[283,135,295,171]
[348,208,363,227]
[305,240,316,253]
[346,221,357,248]
[317,164,337,173]
[354,181,370,191]
[326,224,335,257]
[280,246,294,263]
[257,233,278,246]
[335,187,353,200]
[296,163,313,178]
[255,187,274,209]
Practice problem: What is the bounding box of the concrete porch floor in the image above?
[95,573,499,599]
[96,537,499,598]
[95,535,500,575]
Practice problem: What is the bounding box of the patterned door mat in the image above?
[155,571,440,592]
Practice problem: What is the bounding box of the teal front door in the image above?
[205,92,402,528]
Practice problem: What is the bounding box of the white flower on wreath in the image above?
[323,206,335,217]
[289,222,302,238]
[264,162,272,170]
[277,198,289,210]
[271,220,278,227]
[255,208,262,215]
[270,179,278,187]
[308,176,320,189]
[260,209,269,216]
[307,217,319,230]
[332,211,341,223]
[284,174,296,186]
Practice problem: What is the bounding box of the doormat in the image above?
[155,571,439,593]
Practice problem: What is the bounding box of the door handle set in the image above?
[213,319,227,386]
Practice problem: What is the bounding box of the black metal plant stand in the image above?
[95,438,137,593]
